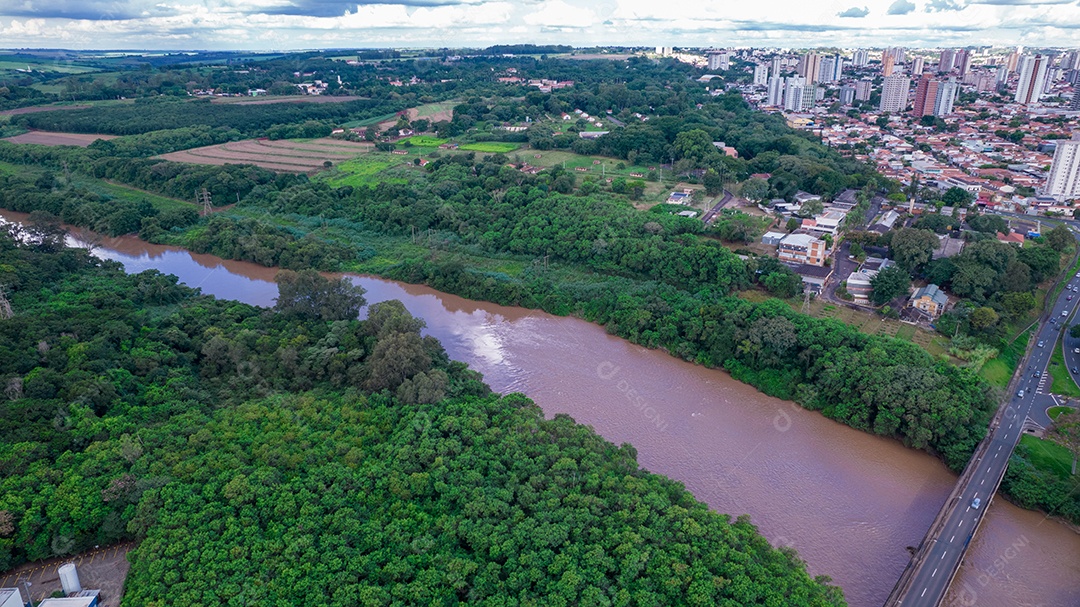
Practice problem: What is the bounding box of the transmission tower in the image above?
[196,188,213,216]
[0,287,12,320]
[801,288,812,315]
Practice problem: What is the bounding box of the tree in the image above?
[785,217,800,232]
[740,177,769,202]
[797,199,824,218]
[850,242,866,261]
[274,269,367,321]
[969,306,999,331]
[1002,291,1036,318]
[1045,225,1074,252]
[671,128,719,164]
[870,265,911,305]
[703,169,723,196]
[889,228,939,273]
[941,187,974,208]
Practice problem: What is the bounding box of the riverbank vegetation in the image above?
[0,226,845,605]
[0,141,995,473]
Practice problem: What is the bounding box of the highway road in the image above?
[895,222,1080,606]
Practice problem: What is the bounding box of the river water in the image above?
[7,211,1079,606]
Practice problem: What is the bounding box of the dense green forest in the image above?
[0,226,845,605]
[0,148,994,472]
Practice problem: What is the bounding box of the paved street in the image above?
[894,222,1080,606]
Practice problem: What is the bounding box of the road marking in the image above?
[951,535,955,542]
[922,588,928,597]
[981,478,985,484]
[941,552,946,559]
[933,567,938,577]
[958,520,963,527]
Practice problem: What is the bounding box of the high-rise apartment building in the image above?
[911,56,925,76]
[839,86,856,105]
[853,49,869,67]
[784,77,806,111]
[935,79,959,116]
[1005,51,1020,73]
[956,49,972,76]
[767,75,785,106]
[753,64,769,86]
[855,78,874,101]
[879,74,910,113]
[1070,91,1080,111]
[1045,133,1080,201]
[1014,54,1049,104]
[882,54,895,76]
[939,49,956,72]
[771,56,784,76]
[798,52,822,84]
[912,75,940,117]
[707,51,730,71]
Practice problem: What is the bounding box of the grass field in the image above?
[1048,337,1080,398]
[459,142,521,153]
[317,154,408,188]
[801,299,947,356]
[0,60,99,74]
[404,136,447,147]
[1019,434,1075,479]
[981,327,1033,388]
[1048,406,1076,420]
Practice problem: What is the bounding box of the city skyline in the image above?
[0,0,1078,50]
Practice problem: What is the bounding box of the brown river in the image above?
[7,210,1079,606]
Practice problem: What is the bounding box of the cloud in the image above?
[968,0,1072,3]
[262,0,488,17]
[887,0,916,13]
[837,6,870,17]
[0,0,166,20]
[926,0,963,10]
[522,0,596,27]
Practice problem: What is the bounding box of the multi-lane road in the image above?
[890,222,1080,606]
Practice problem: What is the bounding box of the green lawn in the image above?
[1048,406,1076,420]
[981,327,1033,388]
[344,112,399,128]
[404,136,447,147]
[0,59,99,74]
[316,155,406,188]
[1048,336,1080,398]
[459,142,521,153]
[1018,434,1076,479]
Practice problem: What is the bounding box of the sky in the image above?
[0,0,1077,50]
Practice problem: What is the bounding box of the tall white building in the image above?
[753,64,769,86]
[707,51,730,71]
[839,86,856,105]
[767,75,785,106]
[934,79,960,116]
[879,74,910,113]
[771,56,784,76]
[911,56,925,76]
[853,49,870,67]
[1014,54,1049,104]
[1045,133,1080,201]
[855,78,874,101]
[784,77,806,111]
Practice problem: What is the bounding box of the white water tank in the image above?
[58,563,81,595]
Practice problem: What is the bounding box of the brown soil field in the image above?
[0,541,135,607]
[160,137,371,173]
[210,95,367,105]
[373,105,455,133]
[3,131,117,147]
[161,151,311,173]
[0,104,91,117]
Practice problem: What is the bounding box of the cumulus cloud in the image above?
[926,0,963,10]
[837,6,870,17]
[887,0,916,13]
[262,0,489,18]
[1,0,169,20]
[522,0,596,27]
